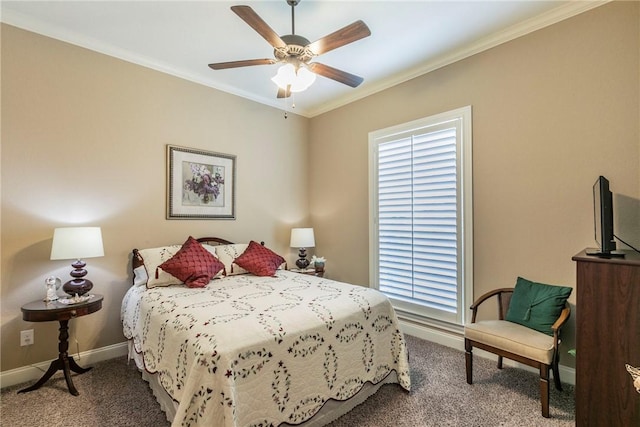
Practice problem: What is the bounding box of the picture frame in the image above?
[166,145,236,219]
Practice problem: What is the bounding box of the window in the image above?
[368,106,473,327]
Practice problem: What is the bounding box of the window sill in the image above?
[394,307,464,337]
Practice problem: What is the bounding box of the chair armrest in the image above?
[551,304,571,332]
[469,287,514,323]
[551,303,571,350]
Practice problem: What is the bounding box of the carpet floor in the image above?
[0,335,575,426]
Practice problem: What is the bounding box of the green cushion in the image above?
[505,277,572,336]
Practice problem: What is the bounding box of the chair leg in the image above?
[552,352,563,391]
[497,355,503,369]
[464,339,473,384]
[540,365,550,418]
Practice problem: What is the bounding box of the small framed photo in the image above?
[166,145,236,219]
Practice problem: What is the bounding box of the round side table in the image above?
[17,294,103,396]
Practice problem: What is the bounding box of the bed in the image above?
[121,237,411,427]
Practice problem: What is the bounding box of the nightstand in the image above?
[290,268,324,278]
[17,294,103,396]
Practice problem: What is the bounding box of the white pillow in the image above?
[200,243,219,257]
[132,265,148,286]
[215,243,249,276]
[200,243,225,278]
[137,245,182,287]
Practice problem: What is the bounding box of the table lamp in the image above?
[50,227,104,296]
[290,228,315,269]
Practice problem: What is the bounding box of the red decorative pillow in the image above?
[158,236,225,288]
[233,240,286,277]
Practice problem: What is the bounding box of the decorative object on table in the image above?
[290,227,315,269]
[58,294,93,305]
[311,255,326,273]
[50,227,104,296]
[626,364,640,394]
[166,145,236,220]
[44,276,62,302]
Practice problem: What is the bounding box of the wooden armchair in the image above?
[464,287,571,418]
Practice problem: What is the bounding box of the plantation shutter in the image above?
[375,121,461,322]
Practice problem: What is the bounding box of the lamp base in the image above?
[64,259,93,296]
[295,248,310,269]
[63,279,93,296]
[296,258,310,269]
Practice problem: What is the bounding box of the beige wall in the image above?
[1,25,310,372]
[1,1,638,375]
[308,1,639,366]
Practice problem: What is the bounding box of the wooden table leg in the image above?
[17,319,91,396]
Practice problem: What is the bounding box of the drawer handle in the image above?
[70,310,77,317]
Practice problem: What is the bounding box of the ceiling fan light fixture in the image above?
[293,66,316,92]
[271,63,316,93]
[271,63,295,88]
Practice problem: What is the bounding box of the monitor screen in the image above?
[592,176,618,255]
[593,178,603,249]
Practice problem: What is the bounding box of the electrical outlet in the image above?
[20,329,34,346]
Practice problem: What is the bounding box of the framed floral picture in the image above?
[166,145,236,219]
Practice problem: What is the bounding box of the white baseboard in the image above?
[0,341,129,389]
[2,323,577,390]
[399,319,576,386]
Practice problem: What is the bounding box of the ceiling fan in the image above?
[208,0,371,98]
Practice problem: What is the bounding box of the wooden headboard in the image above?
[132,237,235,269]
[195,237,235,246]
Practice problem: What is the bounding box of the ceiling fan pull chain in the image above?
[283,96,288,119]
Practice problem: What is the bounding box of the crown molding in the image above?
[306,1,610,117]
[0,7,288,111]
[2,1,610,119]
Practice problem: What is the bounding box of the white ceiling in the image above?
[1,1,606,117]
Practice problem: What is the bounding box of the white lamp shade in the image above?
[50,227,105,260]
[290,228,315,248]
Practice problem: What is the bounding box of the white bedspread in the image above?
[122,270,410,427]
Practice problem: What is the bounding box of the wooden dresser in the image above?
[572,249,640,426]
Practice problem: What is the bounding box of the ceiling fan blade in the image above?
[308,63,364,88]
[276,86,292,99]
[231,5,287,49]
[307,20,371,56]
[208,59,276,70]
